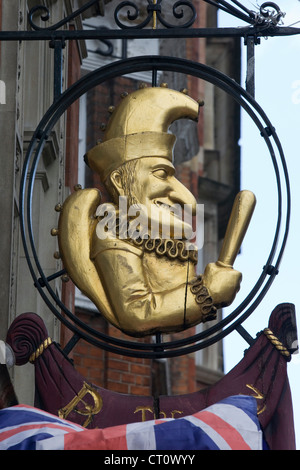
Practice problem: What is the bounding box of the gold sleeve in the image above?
[93,245,216,337]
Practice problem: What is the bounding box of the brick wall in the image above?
[70,311,151,397]
[72,309,153,396]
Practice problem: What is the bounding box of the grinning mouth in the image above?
[153,200,183,220]
[154,200,181,217]
[154,200,171,209]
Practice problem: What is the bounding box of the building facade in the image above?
[0,0,240,407]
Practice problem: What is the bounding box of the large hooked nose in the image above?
[169,177,197,215]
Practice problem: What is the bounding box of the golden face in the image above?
[110,157,197,240]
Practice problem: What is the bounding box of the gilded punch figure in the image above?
[57,87,254,337]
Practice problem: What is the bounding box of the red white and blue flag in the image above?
[0,395,264,450]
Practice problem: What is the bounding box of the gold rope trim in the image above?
[29,337,52,363]
[190,276,217,322]
[96,207,198,264]
[263,328,291,359]
[132,237,198,264]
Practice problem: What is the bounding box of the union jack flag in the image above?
[0,395,264,450]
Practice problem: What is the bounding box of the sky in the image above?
[218,0,300,449]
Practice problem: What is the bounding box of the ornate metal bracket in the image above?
[257,2,285,26]
[202,1,285,26]
[27,0,285,32]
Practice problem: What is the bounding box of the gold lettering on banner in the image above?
[134,406,154,422]
[170,410,183,418]
[246,384,267,415]
[58,382,103,427]
[134,406,183,421]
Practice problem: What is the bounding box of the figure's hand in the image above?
[202,262,242,308]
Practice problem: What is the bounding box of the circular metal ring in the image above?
[19,56,290,358]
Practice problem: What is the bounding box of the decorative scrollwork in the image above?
[28,0,101,31]
[257,2,285,26]
[114,1,149,30]
[202,1,285,27]
[28,1,285,32]
[114,0,196,30]
[28,5,51,30]
[159,1,197,28]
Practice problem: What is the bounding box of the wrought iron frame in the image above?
[1,0,296,358]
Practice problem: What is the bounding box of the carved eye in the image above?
[153,168,169,179]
